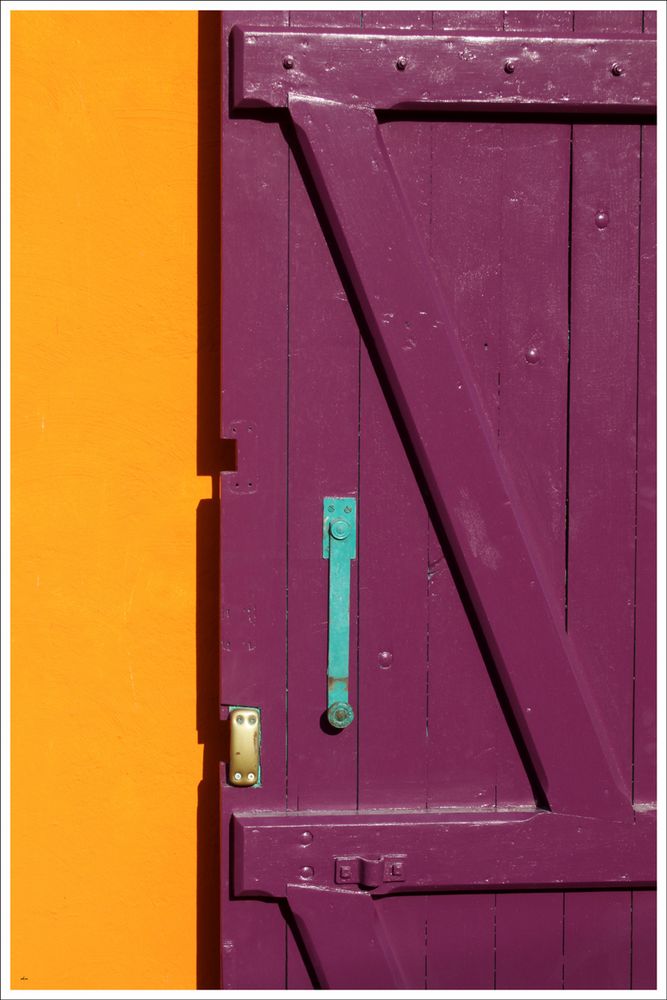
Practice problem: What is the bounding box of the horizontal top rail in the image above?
[232,28,656,114]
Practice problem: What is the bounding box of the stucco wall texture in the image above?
[11,12,204,988]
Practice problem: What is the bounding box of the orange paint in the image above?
[11,11,205,988]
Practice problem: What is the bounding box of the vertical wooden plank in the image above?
[566,9,643,982]
[574,9,644,33]
[357,315,428,810]
[284,6,363,990]
[283,11,361,797]
[495,118,571,797]
[632,890,657,988]
[504,10,573,33]
[358,7,430,814]
[433,10,503,31]
[491,10,573,984]
[643,11,657,35]
[220,9,289,990]
[288,9,361,28]
[634,125,656,806]
[356,9,431,985]
[428,30,515,818]
[564,892,631,988]
[284,6,362,814]
[568,123,640,807]
[377,896,426,990]
[495,893,563,988]
[427,11,508,991]
[284,90,360,814]
[428,116,509,811]
[363,10,432,31]
[564,14,644,994]
[426,895,495,988]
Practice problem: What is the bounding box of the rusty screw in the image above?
[396,55,408,71]
[610,62,624,77]
[283,55,295,69]
[504,60,516,75]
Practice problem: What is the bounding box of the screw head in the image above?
[236,715,244,724]
[300,866,314,880]
[283,54,295,69]
[233,772,242,781]
[525,346,540,365]
[328,701,354,729]
[504,60,516,74]
[396,55,408,71]
[247,772,255,782]
[377,650,393,669]
[330,518,350,540]
[595,210,610,229]
[247,714,257,725]
[610,62,624,77]
[300,830,313,845]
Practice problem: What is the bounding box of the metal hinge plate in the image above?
[335,854,407,889]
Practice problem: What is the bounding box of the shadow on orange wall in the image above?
[196,11,230,989]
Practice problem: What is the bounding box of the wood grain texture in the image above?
[504,9,573,33]
[433,10,503,32]
[284,11,360,814]
[427,894,495,989]
[220,9,290,989]
[568,125,640,808]
[284,12,362,983]
[632,890,657,988]
[563,891,631,988]
[495,892,564,988]
[358,8,430,815]
[492,9,574,975]
[574,9,644,34]
[221,9,656,990]
[634,124,656,806]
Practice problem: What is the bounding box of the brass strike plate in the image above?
[228,707,261,786]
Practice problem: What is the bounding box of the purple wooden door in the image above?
[219,9,656,990]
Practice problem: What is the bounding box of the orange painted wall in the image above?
[11,11,206,988]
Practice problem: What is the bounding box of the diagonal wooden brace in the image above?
[284,96,627,818]
[286,883,407,989]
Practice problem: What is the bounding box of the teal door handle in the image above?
[323,497,357,729]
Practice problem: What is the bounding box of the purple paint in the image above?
[220,9,656,989]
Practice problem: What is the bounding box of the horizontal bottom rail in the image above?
[233,808,656,897]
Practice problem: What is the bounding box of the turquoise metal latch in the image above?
[323,497,357,729]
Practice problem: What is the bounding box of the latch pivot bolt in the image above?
[328,701,354,729]
[330,518,350,540]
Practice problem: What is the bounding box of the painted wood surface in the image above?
[221,9,656,989]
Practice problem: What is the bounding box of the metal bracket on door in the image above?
[228,706,261,786]
[323,497,357,729]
